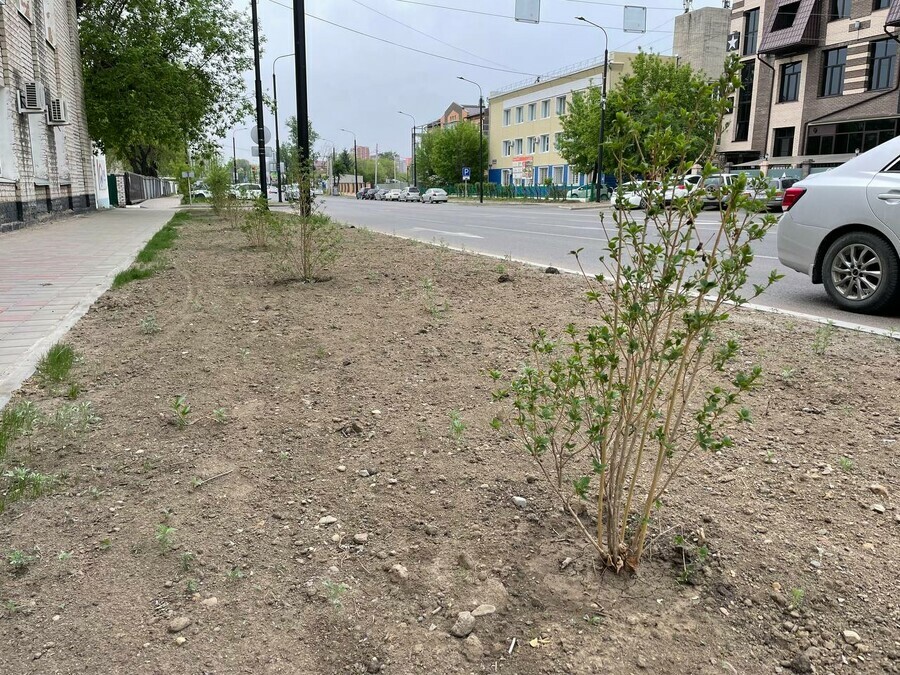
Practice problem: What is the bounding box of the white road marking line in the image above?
[411,227,483,239]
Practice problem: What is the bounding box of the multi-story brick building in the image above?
[487,53,642,187]
[719,0,900,169]
[0,0,95,231]
[424,102,488,135]
[355,145,371,161]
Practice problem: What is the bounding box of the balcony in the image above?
[758,0,820,55]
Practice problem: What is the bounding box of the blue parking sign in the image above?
[462,166,471,181]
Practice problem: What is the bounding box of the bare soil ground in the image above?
[1,212,899,675]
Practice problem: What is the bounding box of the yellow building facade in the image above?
[487,53,640,187]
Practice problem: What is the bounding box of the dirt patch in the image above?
[1,213,898,674]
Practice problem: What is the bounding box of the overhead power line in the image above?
[263,0,539,75]
[348,0,515,70]
[564,0,682,10]
[390,0,675,31]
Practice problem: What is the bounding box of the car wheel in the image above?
[822,231,900,313]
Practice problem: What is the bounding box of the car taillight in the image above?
[781,187,806,211]
[775,190,783,197]
[676,184,685,190]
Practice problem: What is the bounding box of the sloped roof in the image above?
[886,2,900,26]
[758,0,819,55]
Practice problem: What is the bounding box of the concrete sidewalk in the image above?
[0,197,181,407]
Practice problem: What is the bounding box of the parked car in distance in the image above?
[777,137,900,313]
[364,188,378,200]
[741,176,800,212]
[423,188,448,203]
[700,174,740,209]
[191,186,212,199]
[665,174,703,203]
[566,185,593,201]
[385,189,402,201]
[399,187,421,202]
[613,181,662,210]
[230,183,262,200]
[373,189,387,200]
[356,189,367,199]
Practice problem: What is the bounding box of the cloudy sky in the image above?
[229,0,722,162]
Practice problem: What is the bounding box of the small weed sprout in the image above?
[790,587,805,609]
[140,315,161,335]
[227,567,245,581]
[155,524,176,552]
[98,538,112,551]
[322,579,350,607]
[185,579,199,594]
[241,198,280,248]
[673,534,709,584]
[0,400,39,461]
[36,343,76,385]
[779,368,795,382]
[57,550,72,561]
[48,402,99,439]
[65,383,80,400]
[812,322,836,355]
[838,456,854,472]
[7,549,37,572]
[171,396,192,428]
[764,450,777,464]
[449,410,466,443]
[180,551,196,571]
[212,407,228,424]
[1,467,57,511]
[423,278,446,318]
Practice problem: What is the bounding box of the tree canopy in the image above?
[557,52,721,178]
[278,116,319,183]
[415,123,488,186]
[79,0,253,175]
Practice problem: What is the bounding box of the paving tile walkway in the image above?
[0,197,182,407]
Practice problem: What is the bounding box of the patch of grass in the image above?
[838,456,854,472]
[36,343,76,385]
[140,315,161,335]
[790,587,805,609]
[812,322,836,356]
[48,402,99,439]
[322,579,349,607]
[171,396,191,428]
[155,524,176,552]
[212,408,228,424]
[65,383,80,400]
[1,467,57,513]
[0,401,38,461]
[180,551,195,571]
[227,567,245,581]
[7,548,37,573]
[449,410,466,443]
[113,212,190,288]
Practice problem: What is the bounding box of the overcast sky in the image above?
[228,0,722,163]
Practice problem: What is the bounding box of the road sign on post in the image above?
[515,0,540,23]
[252,146,273,158]
[462,166,471,181]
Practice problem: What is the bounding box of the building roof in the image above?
[888,2,900,25]
[758,0,820,55]
[490,55,609,98]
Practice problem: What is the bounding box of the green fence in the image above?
[438,183,607,201]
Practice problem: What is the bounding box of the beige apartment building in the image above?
[719,0,900,171]
[487,54,641,188]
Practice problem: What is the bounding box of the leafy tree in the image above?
[360,154,400,185]
[334,150,354,178]
[79,0,253,176]
[557,52,720,178]
[415,123,488,186]
[278,116,319,184]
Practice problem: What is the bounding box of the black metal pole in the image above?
[353,140,359,194]
[332,146,336,193]
[273,72,283,203]
[596,47,608,203]
[478,95,484,203]
[293,0,311,215]
[251,0,267,198]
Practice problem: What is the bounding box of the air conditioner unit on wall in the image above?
[47,99,69,125]
[18,82,46,114]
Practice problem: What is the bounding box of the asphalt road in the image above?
[313,196,900,334]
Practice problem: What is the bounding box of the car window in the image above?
[884,157,900,172]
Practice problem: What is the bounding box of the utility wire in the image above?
[263,0,540,75]
[565,0,682,10]
[388,0,674,32]
[348,0,514,70]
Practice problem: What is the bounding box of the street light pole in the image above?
[293,0,312,216]
[341,128,358,194]
[457,77,484,204]
[272,53,294,204]
[576,16,609,203]
[397,111,417,187]
[250,0,268,198]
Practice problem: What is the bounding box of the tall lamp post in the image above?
[272,52,294,203]
[250,0,268,197]
[232,127,249,184]
[457,76,484,204]
[576,16,609,202]
[397,111,417,188]
[340,128,359,195]
[319,137,336,194]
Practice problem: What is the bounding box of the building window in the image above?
[45,4,56,44]
[552,166,564,184]
[541,134,550,152]
[743,9,759,56]
[503,109,511,126]
[874,0,891,8]
[556,95,567,115]
[541,99,550,118]
[779,62,802,102]
[772,127,795,157]
[17,0,32,21]
[527,136,536,153]
[772,1,800,30]
[538,166,549,183]
[868,39,897,90]
[515,138,523,154]
[516,106,523,123]
[528,103,536,121]
[821,47,847,96]
[830,0,851,20]
[806,118,900,154]
[734,61,755,142]
[502,141,511,156]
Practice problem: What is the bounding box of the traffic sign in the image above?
[250,126,272,144]
[462,166,471,181]
[181,171,195,178]
[252,146,273,158]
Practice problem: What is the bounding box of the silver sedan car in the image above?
[777,137,900,313]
